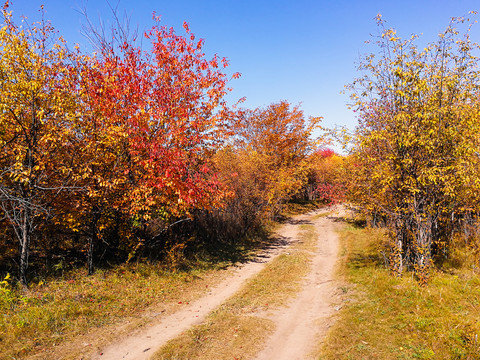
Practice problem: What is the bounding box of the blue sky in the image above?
[11,0,480,136]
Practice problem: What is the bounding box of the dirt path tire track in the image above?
[254,207,341,360]
[93,214,303,360]
[93,206,341,360]
[92,263,269,360]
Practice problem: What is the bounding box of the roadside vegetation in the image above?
[319,221,480,360]
[346,12,480,284]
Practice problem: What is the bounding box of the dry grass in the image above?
[319,223,480,360]
[0,201,324,360]
[0,263,232,360]
[152,224,318,360]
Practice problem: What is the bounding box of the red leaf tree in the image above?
[70,19,238,273]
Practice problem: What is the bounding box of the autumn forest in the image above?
[2,3,480,291]
[0,2,344,289]
[4,1,480,358]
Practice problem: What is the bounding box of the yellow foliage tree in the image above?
[0,4,80,286]
[348,14,480,284]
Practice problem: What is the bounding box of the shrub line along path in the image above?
[93,207,342,360]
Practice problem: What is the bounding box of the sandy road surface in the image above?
[92,206,342,360]
[254,207,342,360]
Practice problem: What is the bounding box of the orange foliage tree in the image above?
[0,2,239,281]
[306,148,346,204]
[215,101,322,226]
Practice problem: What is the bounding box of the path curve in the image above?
[93,206,342,360]
[93,216,300,359]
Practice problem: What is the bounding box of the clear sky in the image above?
[10,0,480,136]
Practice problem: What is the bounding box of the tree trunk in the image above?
[87,207,99,275]
[390,216,405,277]
[414,215,433,285]
[87,234,95,276]
[19,207,31,288]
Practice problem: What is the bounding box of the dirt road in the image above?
[254,208,341,360]
[94,206,342,359]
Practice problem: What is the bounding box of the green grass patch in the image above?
[320,225,480,360]
[153,224,318,360]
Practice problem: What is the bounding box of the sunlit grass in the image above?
[283,199,324,216]
[319,224,480,360]
[0,263,230,360]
